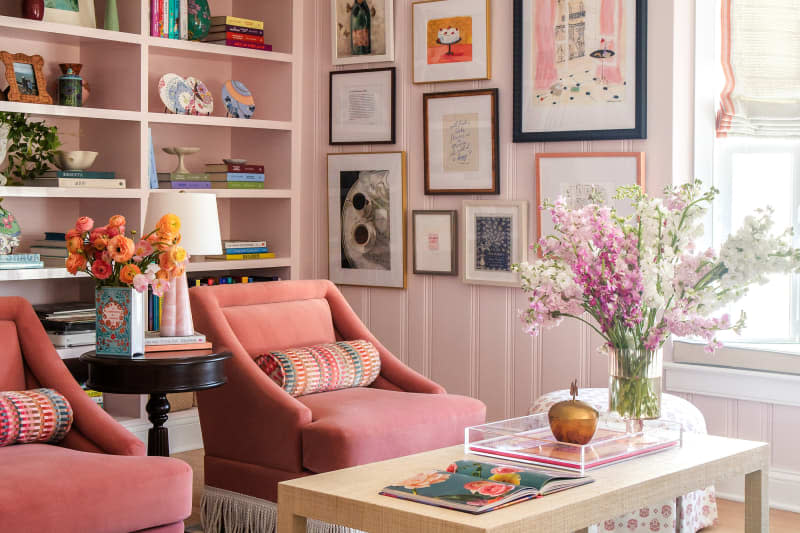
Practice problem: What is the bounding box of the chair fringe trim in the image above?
[201,485,364,533]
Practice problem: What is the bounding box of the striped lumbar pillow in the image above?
[0,389,74,447]
[255,340,381,397]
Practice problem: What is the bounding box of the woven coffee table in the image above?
[277,433,769,533]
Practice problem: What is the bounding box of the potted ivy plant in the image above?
[0,112,60,186]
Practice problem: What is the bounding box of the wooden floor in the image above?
[173,449,799,532]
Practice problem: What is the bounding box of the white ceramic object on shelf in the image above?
[53,150,99,170]
[163,146,201,174]
[0,123,9,186]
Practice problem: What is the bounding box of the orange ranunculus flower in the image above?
[75,216,94,233]
[172,261,186,278]
[159,252,176,273]
[108,215,126,228]
[65,253,87,275]
[155,268,170,281]
[157,213,181,236]
[107,235,135,263]
[66,236,83,254]
[169,246,187,264]
[119,263,142,285]
[65,228,81,240]
[92,234,110,251]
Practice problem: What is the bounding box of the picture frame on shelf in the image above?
[412,0,491,84]
[0,52,53,105]
[328,151,407,289]
[332,0,395,65]
[462,200,527,287]
[535,152,645,251]
[412,210,457,276]
[423,88,498,195]
[513,0,647,142]
[43,0,97,28]
[330,67,396,145]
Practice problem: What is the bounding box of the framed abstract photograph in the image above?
[423,88,499,195]
[412,210,457,275]
[0,52,52,105]
[331,0,395,65]
[513,0,647,142]
[412,0,491,84]
[462,201,528,287]
[330,67,396,145]
[328,152,407,288]
[43,0,96,28]
[535,152,645,247]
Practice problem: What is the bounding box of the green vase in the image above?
[188,0,211,41]
[104,0,119,31]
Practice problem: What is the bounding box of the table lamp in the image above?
[144,191,222,337]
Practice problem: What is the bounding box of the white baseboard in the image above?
[119,407,204,454]
[715,468,800,513]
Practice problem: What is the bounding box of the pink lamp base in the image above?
[159,272,194,337]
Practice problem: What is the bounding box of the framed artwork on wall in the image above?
[0,52,52,105]
[330,67,396,145]
[328,152,407,289]
[412,210,457,275]
[331,0,395,65]
[513,0,647,142]
[423,88,499,195]
[535,152,645,248]
[462,200,528,287]
[43,0,97,28]
[412,0,491,84]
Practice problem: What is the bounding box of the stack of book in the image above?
[0,253,43,271]
[158,163,265,190]
[34,301,96,353]
[189,274,281,287]
[29,170,126,189]
[202,16,272,51]
[30,233,69,266]
[150,0,189,39]
[145,331,212,352]
[206,240,275,261]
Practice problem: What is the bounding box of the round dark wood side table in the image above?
[81,349,232,457]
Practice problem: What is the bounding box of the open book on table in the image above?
[380,460,593,514]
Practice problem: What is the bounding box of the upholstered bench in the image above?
[530,389,718,533]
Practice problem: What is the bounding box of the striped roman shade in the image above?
[717,0,800,137]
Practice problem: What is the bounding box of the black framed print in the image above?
[330,67,396,145]
[513,0,647,142]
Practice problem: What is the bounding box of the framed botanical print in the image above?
[328,152,407,288]
[412,210,457,275]
[330,67,396,145]
[513,0,647,142]
[462,201,528,287]
[423,88,499,195]
[44,0,96,28]
[0,52,52,105]
[332,0,395,65]
[535,152,645,247]
[412,0,491,84]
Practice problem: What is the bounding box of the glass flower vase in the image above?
[608,346,663,432]
[95,286,145,357]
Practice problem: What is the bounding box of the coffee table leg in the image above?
[277,506,307,533]
[146,393,171,457]
[744,468,769,533]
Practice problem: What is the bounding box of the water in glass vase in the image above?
[351,0,371,55]
[608,347,662,432]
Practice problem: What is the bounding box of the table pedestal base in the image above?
[146,393,171,457]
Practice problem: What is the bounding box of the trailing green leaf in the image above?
[0,112,61,185]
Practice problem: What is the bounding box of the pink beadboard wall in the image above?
[298,0,800,491]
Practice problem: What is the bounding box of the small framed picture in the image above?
[0,52,52,105]
[332,0,395,65]
[328,151,407,289]
[513,0,647,142]
[330,67,396,145]
[44,0,97,28]
[413,210,457,276]
[463,200,528,287]
[412,0,491,84]
[423,88,498,195]
[535,152,645,247]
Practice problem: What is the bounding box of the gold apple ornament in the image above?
[548,380,599,445]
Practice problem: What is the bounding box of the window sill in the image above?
[673,339,800,375]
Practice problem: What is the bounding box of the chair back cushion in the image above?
[255,340,381,397]
[0,321,26,392]
[0,388,73,447]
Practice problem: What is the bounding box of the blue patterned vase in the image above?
[95,287,145,357]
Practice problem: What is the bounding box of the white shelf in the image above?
[147,113,292,130]
[186,258,292,273]
[0,186,144,198]
[170,188,292,199]
[0,267,88,281]
[0,15,142,45]
[0,101,141,122]
[146,36,293,62]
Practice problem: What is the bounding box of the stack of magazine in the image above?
[34,302,96,356]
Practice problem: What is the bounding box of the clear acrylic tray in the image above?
[465,413,683,474]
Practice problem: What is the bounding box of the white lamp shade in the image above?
[144,191,222,255]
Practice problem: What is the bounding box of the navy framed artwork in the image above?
[462,200,527,286]
[513,0,647,142]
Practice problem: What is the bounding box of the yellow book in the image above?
[206,252,276,261]
[210,16,264,30]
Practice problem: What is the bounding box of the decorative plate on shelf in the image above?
[188,0,211,41]
[222,80,256,119]
[158,73,193,114]
[185,77,214,116]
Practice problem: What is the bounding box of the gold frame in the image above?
[326,151,407,289]
[1,52,52,105]
[411,0,492,84]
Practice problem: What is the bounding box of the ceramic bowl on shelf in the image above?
[53,150,98,171]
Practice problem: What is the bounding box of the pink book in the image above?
[150,0,159,36]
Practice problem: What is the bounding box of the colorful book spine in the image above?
[223,247,268,254]
[220,41,271,50]
[226,182,265,189]
[161,0,168,37]
[224,240,267,248]
[209,32,264,44]
[0,262,44,270]
[58,178,126,188]
[57,171,115,179]
[0,254,41,263]
[226,173,265,182]
[207,253,276,260]
[146,342,213,352]
[168,173,209,181]
[44,232,66,241]
[149,128,159,189]
[168,0,176,38]
[227,164,265,173]
[161,181,211,189]
[150,0,159,36]
[179,0,188,39]
[208,25,264,36]
[210,16,264,30]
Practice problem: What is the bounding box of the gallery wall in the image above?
[298,0,800,508]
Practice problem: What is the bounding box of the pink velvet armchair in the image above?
[190,280,486,531]
[0,297,193,533]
